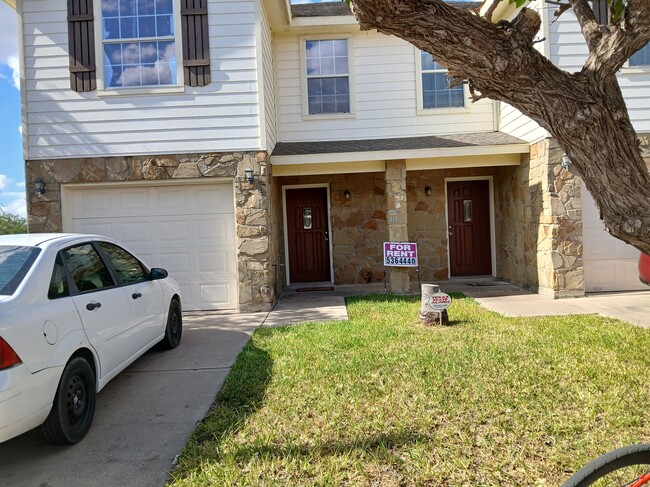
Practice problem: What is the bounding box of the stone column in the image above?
[385,159,410,294]
[235,152,275,312]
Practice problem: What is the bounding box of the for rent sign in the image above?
[383,242,418,267]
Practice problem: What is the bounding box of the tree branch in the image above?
[583,1,650,77]
[569,0,602,52]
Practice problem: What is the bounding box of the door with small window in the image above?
[286,188,331,283]
[447,180,492,276]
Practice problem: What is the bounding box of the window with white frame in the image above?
[305,39,350,114]
[629,43,650,67]
[101,0,178,88]
[420,51,464,109]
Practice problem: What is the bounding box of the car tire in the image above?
[40,357,96,445]
[160,299,182,350]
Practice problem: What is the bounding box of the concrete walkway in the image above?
[1,280,647,487]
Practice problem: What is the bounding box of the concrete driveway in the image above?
[0,312,265,487]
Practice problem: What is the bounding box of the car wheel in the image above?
[161,299,182,350]
[40,356,96,445]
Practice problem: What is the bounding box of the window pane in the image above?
[336,95,349,113]
[156,15,173,36]
[48,254,70,299]
[104,18,120,39]
[421,55,464,109]
[61,244,114,293]
[450,87,465,107]
[321,77,336,96]
[120,17,137,38]
[307,78,322,96]
[335,77,349,95]
[319,40,334,58]
[98,243,146,285]
[308,96,322,114]
[138,0,155,15]
[0,246,40,296]
[421,51,436,71]
[334,56,348,75]
[629,43,649,66]
[321,96,336,114]
[119,0,136,16]
[140,41,158,63]
[320,57,334,76]
[138,15,156,37]
[333,39,347,57]
[156,0,173,14]
[103,0,119,17]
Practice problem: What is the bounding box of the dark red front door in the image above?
[286,188,331,283]
[447,180,492,276]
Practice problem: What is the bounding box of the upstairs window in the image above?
[629,43,650,67]
[101,0,179,88]
[419,51,465,109]
[305,39,350,114]
[67,0,210,92]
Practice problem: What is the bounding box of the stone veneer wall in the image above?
[276,173,387,284]
[495,139,583,297]
[25,152,275,312]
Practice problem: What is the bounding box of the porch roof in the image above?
[271,132,529,165]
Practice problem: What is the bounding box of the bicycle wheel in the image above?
[562,444,650,487]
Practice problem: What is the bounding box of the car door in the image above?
[95,241,165,346]
[61,243,133,379]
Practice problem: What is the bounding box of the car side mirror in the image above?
[149,268,168,280]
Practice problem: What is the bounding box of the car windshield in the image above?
[0,246,41,296]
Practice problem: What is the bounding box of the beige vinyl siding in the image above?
[21,0,263,159]
[549,10,650,133]
[260,1,277,152]
[275,31,495,142]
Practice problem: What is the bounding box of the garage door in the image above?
[582,187,644,293]
[64,183,238,311]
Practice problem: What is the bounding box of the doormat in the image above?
[466,281,511,287]
[296,286,334,292]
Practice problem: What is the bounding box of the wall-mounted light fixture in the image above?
[344,190,351,199]
[34,178,46,195]
[244,167,254,183]
[425,186,432,196]
[561,153,571,171]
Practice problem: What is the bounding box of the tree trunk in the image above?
[350,0,650,254]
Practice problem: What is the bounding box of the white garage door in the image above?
[64,183,238,311]
[583,188,644,293]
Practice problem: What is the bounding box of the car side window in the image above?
[48,253,70,299]
[97,242,147,285]
[61,244,114,293]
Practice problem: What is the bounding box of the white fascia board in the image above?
[271,143,529,165]
[291,16,358,28]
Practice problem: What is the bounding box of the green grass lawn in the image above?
[168,294,650,486]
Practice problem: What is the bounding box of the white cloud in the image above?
[0,3,19,90]
[18,124,22,135]
[0,192,26,218]
[0,174,11,191]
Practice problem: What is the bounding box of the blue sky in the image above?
[0,1,24,217]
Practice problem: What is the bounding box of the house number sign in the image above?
[383,242,418,267]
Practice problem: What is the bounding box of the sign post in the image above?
[419,283,451,326]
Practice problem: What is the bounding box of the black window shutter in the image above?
[181,0,211,87]
[67,0,96,92]
[593,0,608,25]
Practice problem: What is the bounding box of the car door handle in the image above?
[86,302,102,311]
[132,292,142,299]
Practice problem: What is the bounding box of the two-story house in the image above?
[6,0,650,312]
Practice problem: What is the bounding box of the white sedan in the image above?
[0,234,182,444]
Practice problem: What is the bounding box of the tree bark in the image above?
[350,0,650,254]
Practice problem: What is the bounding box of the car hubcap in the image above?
[66,375,87,425]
